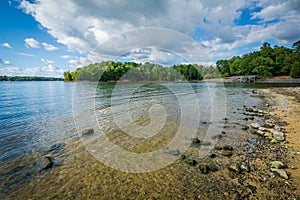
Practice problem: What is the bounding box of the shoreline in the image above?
[260,87,300,191]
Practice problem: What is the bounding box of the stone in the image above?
[264,132,273,138]
[199,163,218,174]
[192,138,201,145]
[209,153,217,158]
[272,131,285,141]
[256,130,265,136]
[179,154,186,160]
[186,159,197,166]
[82,128,94,135]
[259,127,271,132]
[223,145,233,150]
[250,123,260,129]
[240,164,250,172]
[214,145,223,150]
[199,163,209,174]
[228,162,240,173]
[263,123,274,129]
[268,161,285,169]
[35,156,53,171]
[222,150,233,157]
[270,168,288,179]
[168,149,180,156]
[207,163,218,172]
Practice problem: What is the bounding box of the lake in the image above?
[0,81,297,199]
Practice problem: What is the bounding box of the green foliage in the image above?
[217,40,300,78]
[0,76,63,81]
[65,61,221,82]
[290,61,300,78]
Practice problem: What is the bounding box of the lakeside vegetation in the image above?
[0,76,63,81]
[64,40,300,81]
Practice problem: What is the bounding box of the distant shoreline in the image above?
[0,76,63,81]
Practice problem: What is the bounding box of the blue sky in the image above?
[0,0,299,77]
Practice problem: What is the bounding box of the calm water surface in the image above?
[1,81,295,198]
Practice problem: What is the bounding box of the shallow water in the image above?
[1,81,292,199]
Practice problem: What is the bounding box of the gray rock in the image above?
[256,130,265,136]
[82,128,94,135]
[270,168,288,179]
[250,123,260,129]
[168,149,180,156]
[223,145,233,150]
[272,131,285,141]
[35,156,53,171]
[264,132,273,138]
[268,161,285,169]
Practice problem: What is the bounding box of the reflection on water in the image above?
[1,81,289,198]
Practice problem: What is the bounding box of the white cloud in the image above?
[41,42,58,51]
[41,58,55,65]
[24,37,58,51]
[0,64,64,77]
[25,38,40,48]
[18,52,35,57]
[19,0,300,64]
[2,43,12,48]
[0,58,11,65]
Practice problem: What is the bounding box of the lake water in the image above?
[0,81,296,198]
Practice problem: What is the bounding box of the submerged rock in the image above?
[82,128,94,135]
[228,162,240,174]
[167,149,180,156]
[186,159,197,166]
[268,161,285,169]
[192,138,201,145]
[250,123,260,129]
[199,163,218,174]
[222,150,233,157]
[223,145,233,151]
[270,168,288,180]
[35,156,53,171]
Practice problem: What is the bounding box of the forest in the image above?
[216,40,300,78]
[0,76,63,81]
[64,40,300,81]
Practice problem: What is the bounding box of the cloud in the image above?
[19,0,300,64]
[0,58,11,65]
[0,64,64,77]
[1,43,12,48]
[24,37,58,51]
[18,52,35,57]
[25,37,40,48]
[41,42,58,51]
[41,58,55,65]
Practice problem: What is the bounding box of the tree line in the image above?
[64,61,220,82]
[0,76,63,81]
[64,40,300,81]
[216,40,300,78]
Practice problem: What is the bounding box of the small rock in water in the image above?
[168,149,180,156]
[250,123,260,129]
[228,162,240,174]
[256,130,265,136]
[35,156,53,171]
[223,145,233,151]
[179,154,186,160]
[186,159,197,166]
[82,128,94,135]
[199,163,209,174]
[192,138,201,145]
[268,161,285,169]
[222,150,233,157]
[263,123,274,129]
[270,168,288,179]
[240,164,250,172]
[214,145,223,150]
[272,131,285,141]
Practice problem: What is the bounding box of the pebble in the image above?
[270,168,288,180]
[268,161,285,169]
[82,128,94,135]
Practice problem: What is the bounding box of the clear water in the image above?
[1,81,291,198]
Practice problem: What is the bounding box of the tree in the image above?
[292,40,300,53]
[290,61,300,78]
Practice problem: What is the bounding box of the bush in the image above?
[290,61,300,78]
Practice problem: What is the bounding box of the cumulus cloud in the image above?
[19,0,300,64]
[25,37,40,48]
[0,58,11,65]
[1,43,12,48]
[24,37,58,51]
[41,58,55,65]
